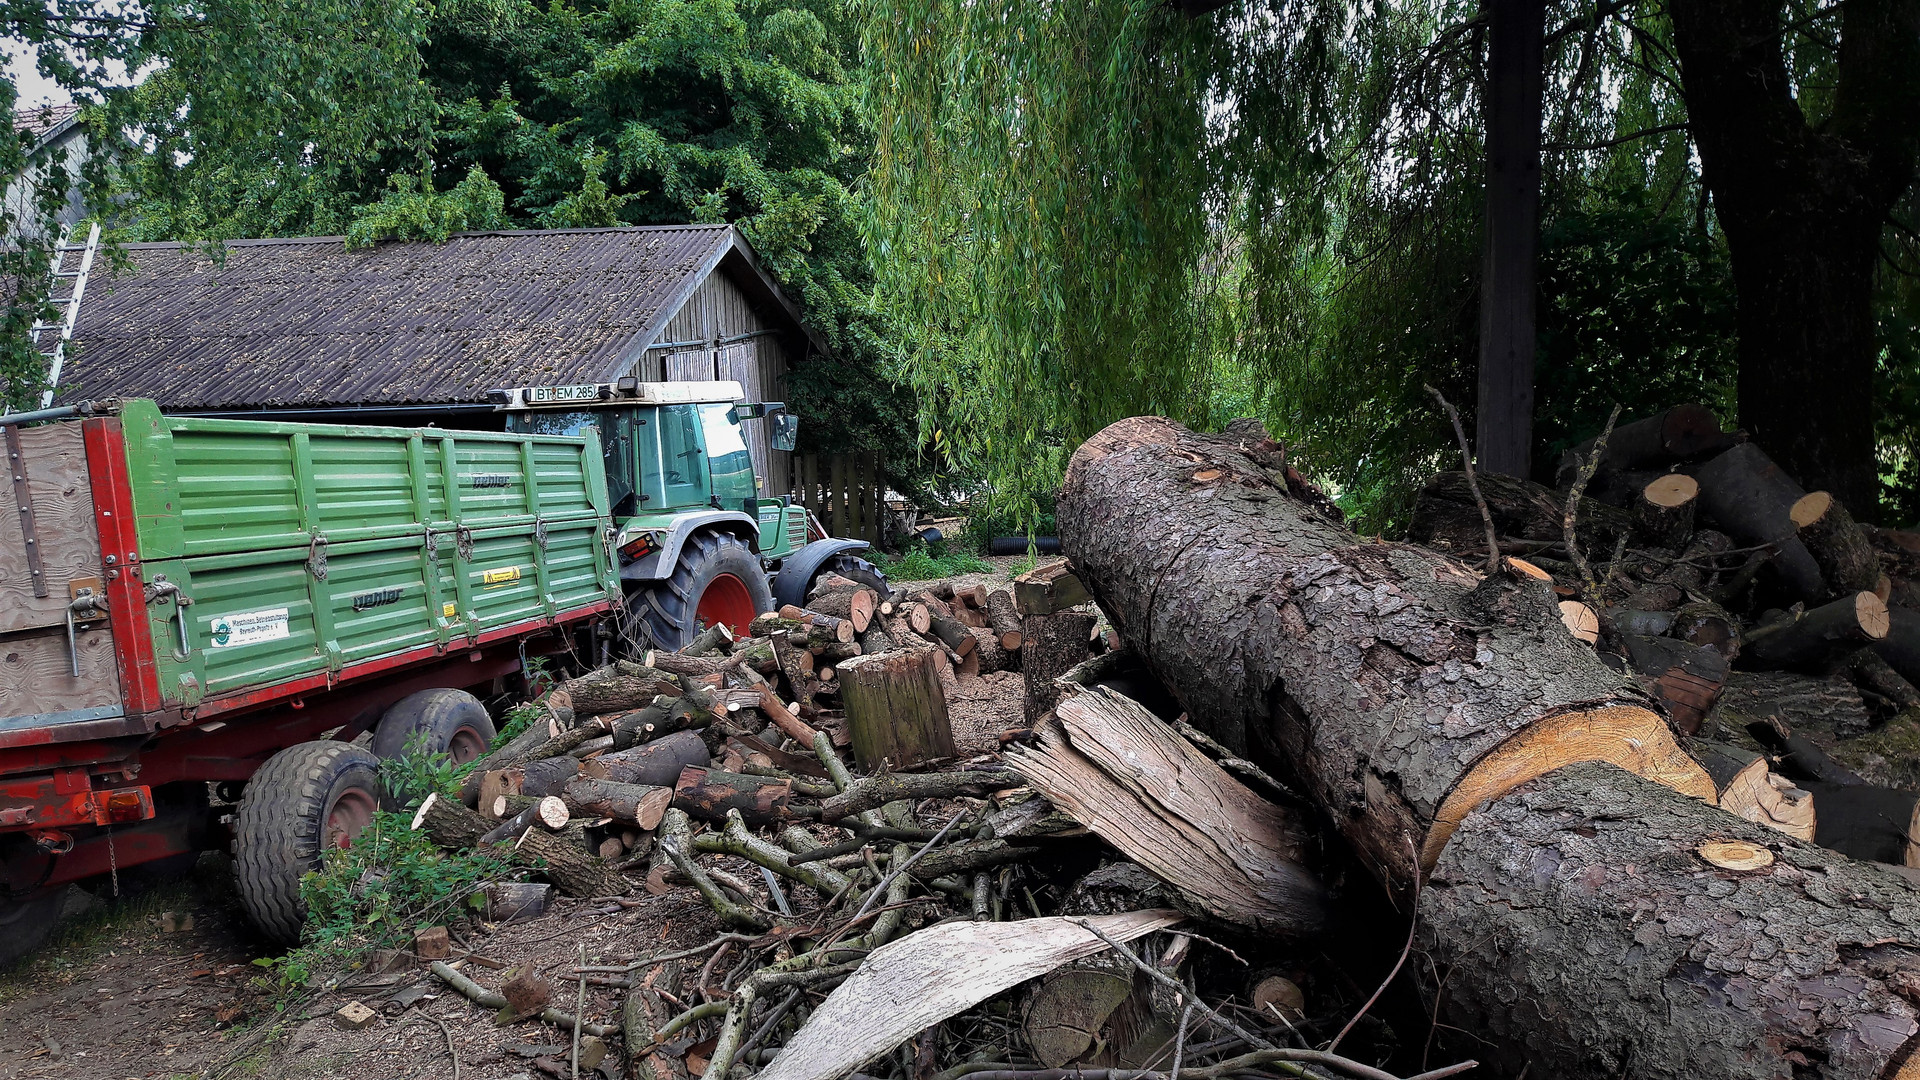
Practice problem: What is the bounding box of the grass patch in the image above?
[0,851,239,993]
[874,544,994,582]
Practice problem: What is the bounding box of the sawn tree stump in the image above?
[837,648,955,770]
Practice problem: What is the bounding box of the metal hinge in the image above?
[307,534,329,580]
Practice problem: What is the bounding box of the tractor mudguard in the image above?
[619,511,761,583]
[770,538,873,608]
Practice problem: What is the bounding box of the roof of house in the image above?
[13,103,81,151]
[55,224,825,411]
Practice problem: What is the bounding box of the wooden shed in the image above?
[55,224,827,493]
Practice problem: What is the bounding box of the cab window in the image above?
[699,403,756,506]
[657,404,709,507]
[505,409,634,514]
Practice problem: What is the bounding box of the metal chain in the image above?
[105,822,118,898]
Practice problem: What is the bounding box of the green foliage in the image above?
[265,811,513,988]
[872,543,992,581]
[377,730,467,812]
[493,702,544,749]
[346,165,508,248]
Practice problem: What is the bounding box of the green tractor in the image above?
[493,379,887,650]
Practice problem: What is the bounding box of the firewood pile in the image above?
[402,568,1465,1080]
[1407,403,1920,869]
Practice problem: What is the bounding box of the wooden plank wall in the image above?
[635,269,792,495]
[1,421,104,634]
[788,452,883,544]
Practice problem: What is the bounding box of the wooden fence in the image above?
[789,452,885,545]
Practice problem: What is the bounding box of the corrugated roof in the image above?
[56,225,818,410]
[13,103,79,141]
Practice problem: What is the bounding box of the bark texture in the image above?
[1056,416,1709,889]
[1423,761,1920,1080]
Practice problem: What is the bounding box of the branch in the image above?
[1563,404,1621,596]
[1544,121,1690,152]
[1424,385,1501,573]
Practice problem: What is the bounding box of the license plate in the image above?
[527,384,602,403]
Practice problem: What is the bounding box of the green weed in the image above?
[874,544,994,581]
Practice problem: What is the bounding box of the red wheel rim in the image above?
[324,788,377,851]
[448,726,488,765]
[695,573,757,637]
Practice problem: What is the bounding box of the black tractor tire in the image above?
[232,741,384,946]
[817,552,891,598]
[370,688,495,765]
[0,888,67,967]
[627,530,773,652]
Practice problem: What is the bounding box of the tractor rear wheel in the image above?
[0,888,66,967]
[627,530,773,652]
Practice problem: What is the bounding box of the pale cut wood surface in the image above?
[0,422,103,634]
[758,910,1182,1080]
[1007,687,1322,934]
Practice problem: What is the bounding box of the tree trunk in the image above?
[1057,416,1715,890]
[1474,0,1543,479]
[1667,0,1920,518]
[1634,473,1699,550]
[1794,492,1886,598]
[1424,761,1920,1080]
[410,792,494,849]
[986,589,1025,652]
[1022,612,1097,725]
[564,671,681,718]
[513,826,626,898]
[1746,592,1891,670]
[1692,441,1827,602]
[838,647,955,770]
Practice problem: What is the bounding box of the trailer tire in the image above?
[817,552,890,597]
[232,742,384,946]
[370,688,495,766]
[628,530,772,651]
[0,888,66,967]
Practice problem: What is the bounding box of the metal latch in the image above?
[64,586,103,677]
[307,534,329,580]
[144,574,194,657]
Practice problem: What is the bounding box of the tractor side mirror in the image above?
[768,409,799,452]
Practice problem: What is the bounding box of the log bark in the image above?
[1022,612,1097,725]
[478,796,571,845]
[1056,416,1715,893]
[1013,560,1092,615]
[1618,633,1730,735]
[648,641,779,678]
[458,723,551,807]
[1634,473,1699,549]
[580,729,710,787]
[1875,605,1920,692]
[1693,442,1827,603]
[1744,592,1890,670]
[1423,761,1920,1080]
[513,826,626,898]
[410,792,494,849]
[561,775,672,830]
[671,766,793,826]
[965,626,1011,674]
[807,583,878,633]
[1712,670,1876,741]
[1847,647,1920,713]
[520,755,583,798]
[684,622,735,658]
[1553,403,1727,486]
[563,670,681,718]
[1409,470,1633,558]
[924,611,977,658]
[1793,491,1883,599]
[986,589,1025,652]
[837,647,955,770]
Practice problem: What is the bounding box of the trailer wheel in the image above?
[817,552,891,597]
[628,530,773,651]
[0,888,66,967]
[370,688,496,766]
[232,741,384,946]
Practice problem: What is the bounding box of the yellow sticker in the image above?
[482,566,521,586]
[442,602,457,618]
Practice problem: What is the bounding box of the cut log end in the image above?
[1696,839,1774,871]
[1859,591,1891,640]
[1790,490,1834,530]
[1420,705,1716,870]
[1557,601,1600,644]
[1644,472,1700,509]
[1505,557,1552,582]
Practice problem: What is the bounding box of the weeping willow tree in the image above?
[864,0,1910,529]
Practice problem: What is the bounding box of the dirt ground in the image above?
[0,561,1042,1080]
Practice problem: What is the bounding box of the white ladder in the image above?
[29,222,101,409]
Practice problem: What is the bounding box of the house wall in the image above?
[632,268,794,496]
[3,126,90,239]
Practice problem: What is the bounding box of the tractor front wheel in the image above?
[627,530,773,652]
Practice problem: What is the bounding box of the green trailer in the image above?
[0,399,621,951]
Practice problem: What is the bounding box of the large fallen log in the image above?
[1052,417,1920,1078]
[1058,415,1713,889]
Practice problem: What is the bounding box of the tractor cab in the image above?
[491,380,881,651]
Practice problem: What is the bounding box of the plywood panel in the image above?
[0,421,104,633]
[0,622,121,720]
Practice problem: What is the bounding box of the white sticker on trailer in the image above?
[208,607,291,648]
